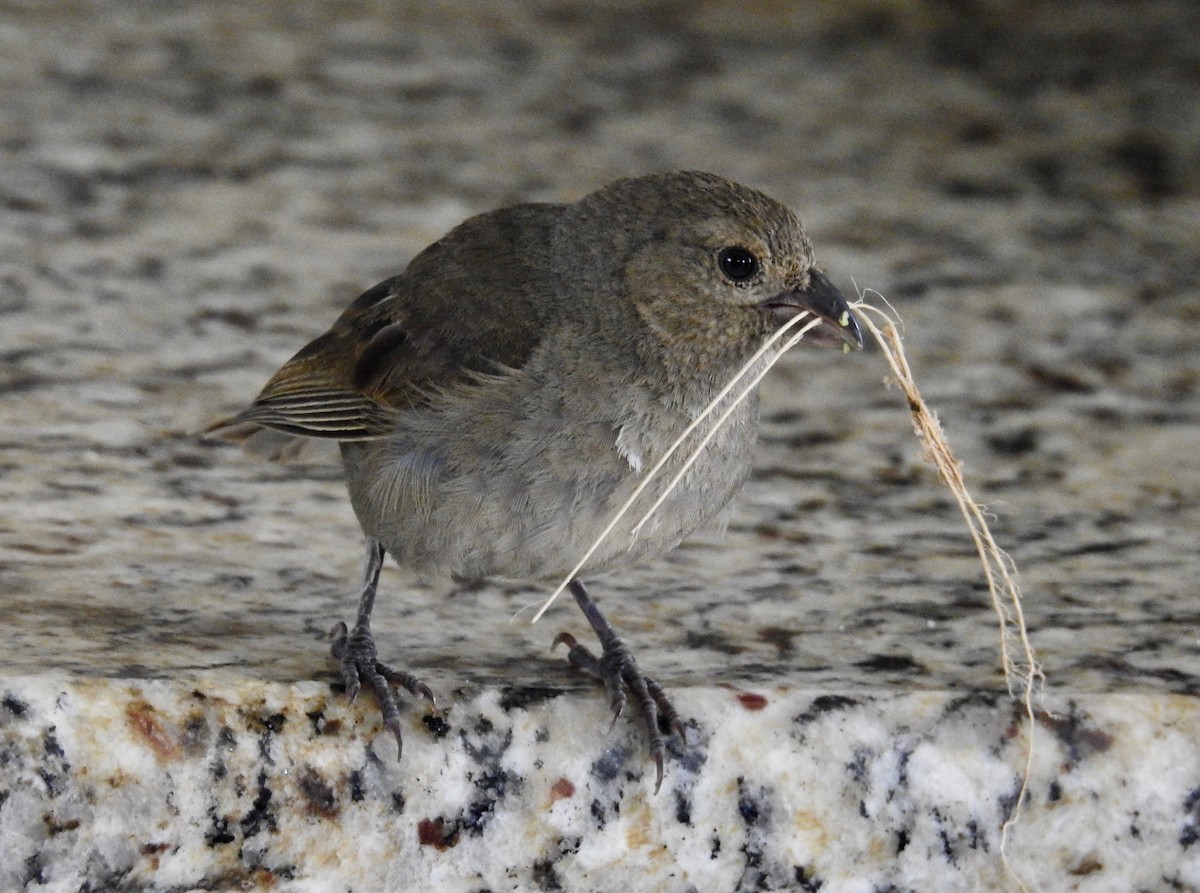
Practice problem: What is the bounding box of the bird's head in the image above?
[565,171,863,370]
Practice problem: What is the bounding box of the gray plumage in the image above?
[209,171,862,783]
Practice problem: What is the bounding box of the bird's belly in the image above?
[340,396,758,582]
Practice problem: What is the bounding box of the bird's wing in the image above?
[207,203,559,445]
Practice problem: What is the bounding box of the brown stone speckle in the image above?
[126,701,178,762]
[550,777,575,803]
[736,691,768,711]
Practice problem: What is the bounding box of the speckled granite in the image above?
[2,1,1199,891]
[4,679,1199,893]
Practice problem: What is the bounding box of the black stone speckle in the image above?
[2,693,28,717]
[498,686,562,711]
[422,714,451,739]
[795,695,858,725]
[855,654,926,674]
[1181,787,1200,848]
[674,788,692,825]
[589,747,626,783]
[794,865,824,892]
[240,769,277,837]
[23,853,45,887]
[297,766,338,818]
[532,858,563,891]
[204,813,235,847]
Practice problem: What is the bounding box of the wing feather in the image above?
[206,202,561,450]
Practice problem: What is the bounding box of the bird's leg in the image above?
[553,579,685,792]
[330,539,435,758]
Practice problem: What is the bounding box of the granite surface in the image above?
[1,1,1199,890]
[3,680,1198,893]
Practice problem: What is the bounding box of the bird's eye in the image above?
[717,247,759,283]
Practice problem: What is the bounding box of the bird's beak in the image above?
[759,270,864,350]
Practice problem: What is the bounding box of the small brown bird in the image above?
[209,171,862,789]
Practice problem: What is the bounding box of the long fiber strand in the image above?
[531,310,822,622]
[851,296,1041,892]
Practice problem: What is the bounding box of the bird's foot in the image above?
[330,620,436,758]
[553,630,685,792]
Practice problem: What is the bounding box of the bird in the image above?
[208,170,863,790]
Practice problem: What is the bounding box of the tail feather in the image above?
[203,414,339,462]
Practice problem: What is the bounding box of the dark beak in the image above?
[760,270,864,350]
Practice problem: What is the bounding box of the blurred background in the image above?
[1,0,1197,692]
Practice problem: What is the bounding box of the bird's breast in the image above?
[340,371,761,583]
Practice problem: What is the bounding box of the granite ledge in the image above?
[1,675,1197,893]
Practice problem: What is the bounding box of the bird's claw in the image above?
[554,629,684,792]
[330,621,436,758]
